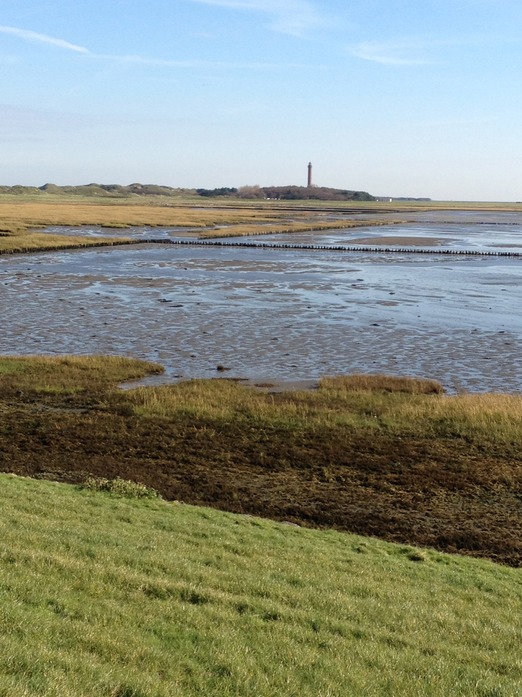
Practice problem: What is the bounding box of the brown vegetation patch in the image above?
[0,360,520,567]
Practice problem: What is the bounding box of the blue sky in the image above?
[1,0,521,200]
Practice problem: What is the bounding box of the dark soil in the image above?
[1,389,520,567]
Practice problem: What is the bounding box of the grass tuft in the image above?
[82,477,160,499]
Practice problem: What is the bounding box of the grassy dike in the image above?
[0,472,521,697]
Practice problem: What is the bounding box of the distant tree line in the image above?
[262,186,375,201]
[196,185,375,201]
[196,187,238,197]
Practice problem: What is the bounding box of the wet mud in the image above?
[1,213,521,393]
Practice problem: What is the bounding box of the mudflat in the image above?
[0,234,520,393]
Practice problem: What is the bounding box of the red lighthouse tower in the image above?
[307,162,313,188]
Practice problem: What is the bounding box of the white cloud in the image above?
[0,19,325,69]
[348,38,441,66]
[348,34,498,67]
[0,21,322,68]
[93,53,321,70]
[189,0,325,36]
[0,25,89,53]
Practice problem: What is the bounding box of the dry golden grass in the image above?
[394,392,522,445]
[130,378,335,427]
[319,373,444,394]
[0,201,283,234]
[0,198,407,237]
[8,195,518,249]
[0,231,129,254]
[0,200,294,253]
[0,198,409,254]
[0,354,164,391]
[128,373,522,446]
[199,219,401,239]
[317,376,521,443]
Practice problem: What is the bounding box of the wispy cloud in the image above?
[189,0,325,36]
[350,30,510,67]
[0,25,89,54]
[348,37,443,66]
[0,22,323,69]
[97,53,321,69]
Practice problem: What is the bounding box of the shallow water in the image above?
[1,214,521,393]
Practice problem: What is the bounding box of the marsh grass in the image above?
[0,200,285,256]
[1,357,521,565]
[1,354,519,456]
[0,473,521,696]
[319,373,445,394]
[3,351,518,445]
[0,198,407,254]
[0,200,289,237]
[198,219,402,239]
[129,374,522,445]
[0,231,131,254]
[0,355,163,393]
[4,196,518,255]
[395,392,522,446]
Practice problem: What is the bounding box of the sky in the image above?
[1,0,522,200]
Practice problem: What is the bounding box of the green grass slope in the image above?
[0,474,520,697]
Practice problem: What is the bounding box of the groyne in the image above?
[1,236,521,258]
[151,238,522,258]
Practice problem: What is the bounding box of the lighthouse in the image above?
[307,162,313,188]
